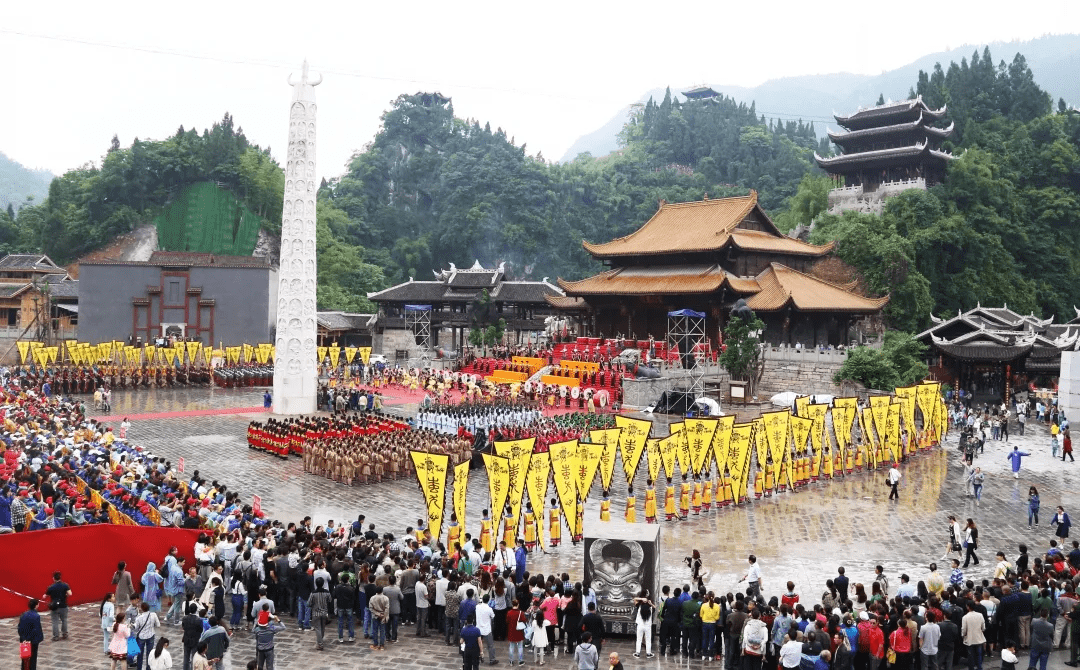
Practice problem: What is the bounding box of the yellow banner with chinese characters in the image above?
[146,345,157,364]
[615,416,651,483]
[761,410,790,482]
[753,417,768,470]
[317,347,327,363]
[482,453,512,524]
[794,394,810,418]
[727,423,755,503]
[329,347,340,368]
[886,401,902,462]
[589,429,621,491]
[494,438,534,521]
[548,440,579,538]
[658,432,679,481]
[805,404,828,455]
[576,441,604,500]
[684,418,719,476]
[410,451,449,543]
[916,382,936,429]
[833,397,859,447]
[869,396,890,446]
[344,347,358,364]
[525,454,550,540]
[669,422,692,476]
[358,347,371,365]
[452,461,469,531]
[895,386,917,436]
[186,341,201,364]
[645,438,661,483]
[712,415,735,478]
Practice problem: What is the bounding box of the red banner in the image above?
[0,525,203,618]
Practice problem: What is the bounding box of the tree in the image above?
[719,312,766,396]
[833,332,928,391]
[467,289,506,351]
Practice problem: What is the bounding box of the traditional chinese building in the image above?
[817,96,956,214]
[916,304,1079,403]
[79,251,276,346]
[555,192,888,347]
[367,261,564,357]
[0,254,79,336]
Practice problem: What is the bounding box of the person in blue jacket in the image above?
[1007,446,1031,479]
[1052,506,1072,539]
[18,598,44,670]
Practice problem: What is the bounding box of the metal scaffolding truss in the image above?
[667,309,709,397]
[405,304,432,350]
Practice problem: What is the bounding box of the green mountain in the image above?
[0,151,53,212]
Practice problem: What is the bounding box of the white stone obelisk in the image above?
[273,61,321,414]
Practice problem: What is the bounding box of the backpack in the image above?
[744,621,765,653]
[159,561,171,581]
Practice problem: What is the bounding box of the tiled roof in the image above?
[148,252,271,267]
[317,311,373,331]
[745,264,890,313]
[447,271,500,288]
[369,279,559,304]
[545,295,588,310]
[0,254,60,270]
[559,265,730,295]
[582,193,760,258]
[933,342,1033,362]
[0,283,31,298]
[729,230,834,256]
[47,280,79,298]
[489,281,562,303]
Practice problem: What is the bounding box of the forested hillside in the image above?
[0,47,1076,329]
[801,50,1080,333]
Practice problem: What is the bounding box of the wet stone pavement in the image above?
[2,389,1079,669]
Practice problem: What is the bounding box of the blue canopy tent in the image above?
[667,309,706,319]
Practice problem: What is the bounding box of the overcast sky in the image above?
[3,0,1078,178]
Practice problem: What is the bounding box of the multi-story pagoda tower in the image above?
[816,95,955,214]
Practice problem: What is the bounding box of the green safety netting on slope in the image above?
[155,181,262,255]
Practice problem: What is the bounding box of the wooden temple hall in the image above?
[917,305,1080,403]
[552,192,889,347]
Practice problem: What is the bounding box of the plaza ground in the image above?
[1,387,1077,669]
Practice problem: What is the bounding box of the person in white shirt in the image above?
[739,554,763,599]
[494,541,516,575]
[475,594,497,664]
[888,464,902,500]
[779,629,803,669]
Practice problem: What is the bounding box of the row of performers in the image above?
[443,432,941,550]
[245,413,411,458]
[463,358,628,387]
[12,364,216,393]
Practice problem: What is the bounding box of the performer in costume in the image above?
[573,498,584,545]
[599,490,611,522]
[664,477,676,521]
[480,509,494,554]
[691,475,702,515]
[644,480,657,523]
[702,477,713,512]
[523,503,537,552]
[503,506,517,547]
[447,513,462,552]
[548,498,561,548]
[625,486,636,523]
[679,474,691,519]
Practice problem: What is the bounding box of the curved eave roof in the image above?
[744,263,889,313]
[729,229,834,257]
[833,96,947,130]
[815,142,957,171]
[933,342,1033,361]
[558,267,728,296]
[582,193,760,258]
[827,115,955,145]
